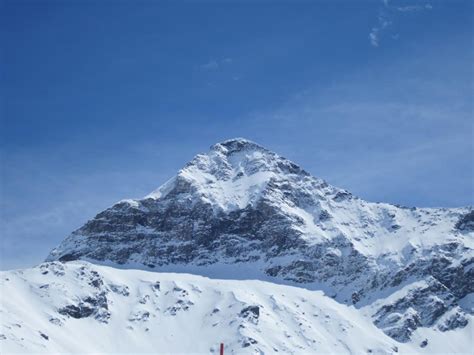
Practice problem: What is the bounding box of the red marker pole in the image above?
[220,343,224,355]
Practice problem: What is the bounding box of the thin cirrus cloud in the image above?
[369,14,391,47]
[199,57,233,71]
[369,0,432,47]
[397,4,432,12]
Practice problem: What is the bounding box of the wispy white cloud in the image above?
[369,0,433,47]
[369,14,391,47]
[396,4,432,12]
[200,60,219,70]
[199,57,233,71]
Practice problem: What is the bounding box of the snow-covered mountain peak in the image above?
[195,137,308,179]
[6,139,472,352]
[210,137,269,155]
[146,138,314,210]
[44,139,473,348]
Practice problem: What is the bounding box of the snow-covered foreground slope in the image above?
[2,261,472,354]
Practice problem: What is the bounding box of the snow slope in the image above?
[2,261,472,354]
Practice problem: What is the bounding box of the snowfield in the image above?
[1,261,472,354]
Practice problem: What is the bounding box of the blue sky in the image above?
[1,0,473,269]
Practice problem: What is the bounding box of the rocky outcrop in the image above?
[58,292,109,322]
[372,278,467,342]
[455,210,474,231]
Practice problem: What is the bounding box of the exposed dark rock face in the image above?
[455,210,474,231]
[58,304,95,319]
[110,284,130,296]
[372,278,463,342]
[45,138,473,342]
[240,306,260,319]
[39,262,65,277]
[242,337,258,348]
[58,292,109,323]
[437,308,469,332]
[129,311,150,322]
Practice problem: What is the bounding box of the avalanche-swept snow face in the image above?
[43,138,474,344]
[2,261,472,354]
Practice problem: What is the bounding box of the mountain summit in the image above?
[146,137,314,211]
[45,138,473,343]
[47,137,351,269]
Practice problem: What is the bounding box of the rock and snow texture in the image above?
[1,261,472,354]
[2,138,473,353]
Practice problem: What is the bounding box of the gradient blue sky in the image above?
[1,0,473,269]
